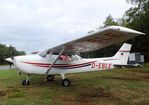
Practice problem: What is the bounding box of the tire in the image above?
[61,78,71,86]
[22,80,30,86]
[47,75,54,81]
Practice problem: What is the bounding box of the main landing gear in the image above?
[47,74,71,86]
[61,74,71,87]
[21,74,71,87]
[22,74,30,86]
[61,78,71,86]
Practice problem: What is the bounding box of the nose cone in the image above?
[5,58,13,63]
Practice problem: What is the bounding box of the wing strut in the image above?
[46,47,65,74]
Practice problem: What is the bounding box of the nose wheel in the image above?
[22,80,30,86]
[22,75,30,86]
[47,75,55,81]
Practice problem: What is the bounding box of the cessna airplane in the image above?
[5,26,144,86]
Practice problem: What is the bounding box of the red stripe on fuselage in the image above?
[22,61,96,68]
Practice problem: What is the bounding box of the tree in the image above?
[126,0,142,4]
[124,0,149,62]
[103,15,118,27]
[0,44,25,64]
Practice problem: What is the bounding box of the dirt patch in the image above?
[132,70,149,74]
[52,95,76,105]
[75,87,121,105]
[78,88,111,98]
[136,73,149,79]
[141,75,149,79]
[61,95,76,104]
[51,87,121,105]
[0,91,6,97]
[129,70,149,80]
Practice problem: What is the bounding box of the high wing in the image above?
[40,26,145,56]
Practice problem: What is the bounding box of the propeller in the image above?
[5,58,13,70]
[10,50,15,69]
[5,49,15,70]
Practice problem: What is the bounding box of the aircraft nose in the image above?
[5,58,13,63]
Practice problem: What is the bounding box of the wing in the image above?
[40,26,145,55]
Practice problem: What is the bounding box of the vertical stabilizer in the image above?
[113,43,132,65]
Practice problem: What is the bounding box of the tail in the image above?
[112,43,132,65]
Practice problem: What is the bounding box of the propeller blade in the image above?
[5,58,13,70]
[5,58,13,63]
[9,63,12,70]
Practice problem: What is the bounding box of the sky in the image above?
[0,0,131,53]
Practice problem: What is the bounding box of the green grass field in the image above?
[0,64,149,105]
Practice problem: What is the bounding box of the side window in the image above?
[71,55,82,60]
[59,55,72,61]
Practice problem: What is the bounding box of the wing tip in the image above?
[107,26,145,35]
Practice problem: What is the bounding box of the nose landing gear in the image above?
[22,74,30,86]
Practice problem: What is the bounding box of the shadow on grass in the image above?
[102,76,140,81]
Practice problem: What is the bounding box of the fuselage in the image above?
[12,54,116,75]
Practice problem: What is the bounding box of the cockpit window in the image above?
[39,50,82,61]
[59,55,72,61]
[71,54,82,60]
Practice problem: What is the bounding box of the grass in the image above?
[0,64,149,105]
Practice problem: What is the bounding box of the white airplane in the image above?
[5,26,144,86]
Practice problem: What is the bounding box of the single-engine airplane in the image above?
[5,26,145,86]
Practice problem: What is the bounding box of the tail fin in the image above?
[112,43,132,65]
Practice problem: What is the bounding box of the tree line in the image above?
[0,44,25,65]
[82,0,149,62]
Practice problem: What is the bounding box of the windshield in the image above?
[39,49,49,57]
